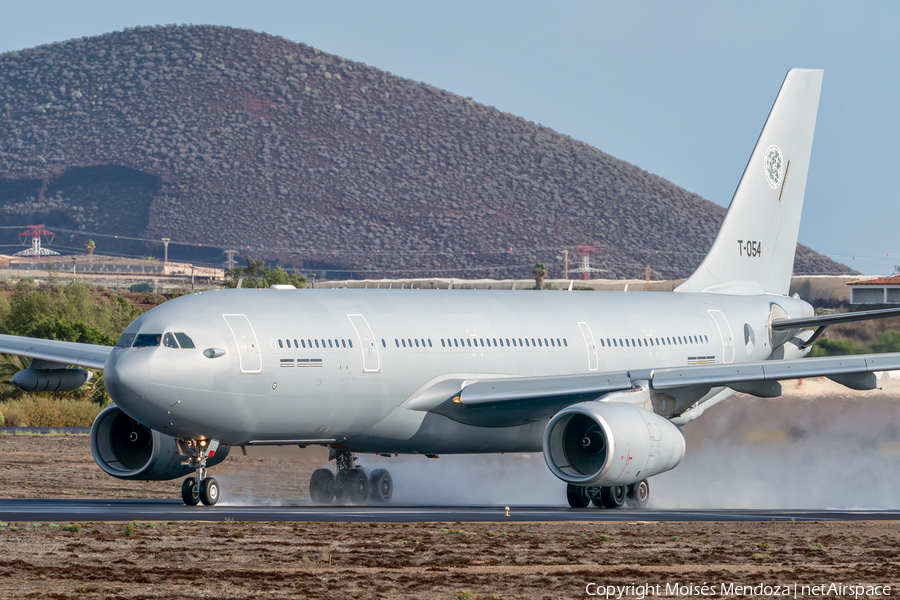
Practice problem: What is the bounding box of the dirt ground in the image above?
[0,519,897,599]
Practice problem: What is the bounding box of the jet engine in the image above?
[543,401,685,486]
[90,405,229,480]
[11,368,93,392]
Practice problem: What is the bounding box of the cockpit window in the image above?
[175,333,195,348]
[133,334,162,348]
[116,333,136,348]
[163,333,179,348]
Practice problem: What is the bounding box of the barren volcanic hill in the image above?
[0,25,852,278]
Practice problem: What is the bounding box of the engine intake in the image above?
[90,405,229,480]
[543,401,685,486]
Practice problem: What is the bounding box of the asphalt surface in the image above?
[1,499,898,523]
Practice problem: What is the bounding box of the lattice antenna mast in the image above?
[15,224,59,257]
[568,244,604,280]
[223,250,238,272]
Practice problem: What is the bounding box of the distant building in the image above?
[847,274,900,307]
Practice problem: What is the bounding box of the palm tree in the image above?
[85,239,95,257]
[532,263,548,290]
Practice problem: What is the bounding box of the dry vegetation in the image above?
[0,25,853,278]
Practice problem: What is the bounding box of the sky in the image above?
[1,1,898,275]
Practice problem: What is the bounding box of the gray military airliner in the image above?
[3,68,899,508]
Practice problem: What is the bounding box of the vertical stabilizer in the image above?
[676,69,823,296]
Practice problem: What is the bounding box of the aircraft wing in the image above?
[428,352,900,427]
[0,334,111,370]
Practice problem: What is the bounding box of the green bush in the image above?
[61,523,81,533]
[872,330,900,353]
[808,337,871,357]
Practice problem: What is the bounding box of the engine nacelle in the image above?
[11,368,93,392]
[90,405,229,480]
[543,401,685,486]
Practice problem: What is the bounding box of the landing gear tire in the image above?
[627,480,650,507]
[340,468,369,505]
[181,477,200,506]
[369,469,393,504]
[566,484,591,508]
[310,468,336,504]
[600,485,627,509]
[199,477,220,506]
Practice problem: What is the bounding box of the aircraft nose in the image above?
[105,350,151,403]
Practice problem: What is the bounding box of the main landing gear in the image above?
[566,479,650,509]
[178,438,221,506]
[309,448,393,506]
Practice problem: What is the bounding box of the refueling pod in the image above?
[90,405,229,480]
[11,368,93,392]
[543,401,685,486]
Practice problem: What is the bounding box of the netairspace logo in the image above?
[584,582,892,599]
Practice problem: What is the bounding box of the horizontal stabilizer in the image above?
[771,306,900,330]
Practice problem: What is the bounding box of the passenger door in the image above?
[347,314,380,373]
[577,321,599,371]
[222,314,262,373]
[708,310,735,364]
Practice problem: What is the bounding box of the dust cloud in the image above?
[652,382,900,510]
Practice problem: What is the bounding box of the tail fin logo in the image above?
[764,145,784,188]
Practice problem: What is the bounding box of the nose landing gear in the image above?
[308,448,394,505]
[177,438,221,506]
[566,480,650,509]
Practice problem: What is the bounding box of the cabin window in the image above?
[326,339,332,348]
[163,333,179,349]
[395,339,399,347]
[277,339,284,349]
[407,339,412,348]
[348,339,353,348]
[428,339,432,347]
[441,339,446,347]
[382,339,386,347]
[563,338,568,347]
[315,339,320,348]
[518,338,524,346]
[341,339,347,348]
[704,335,709,343]
[506,338,511,346]
[453,339,459,347]
[478,339,483,347]
[401,339,406,348]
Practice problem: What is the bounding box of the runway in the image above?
[1,499,899,523]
